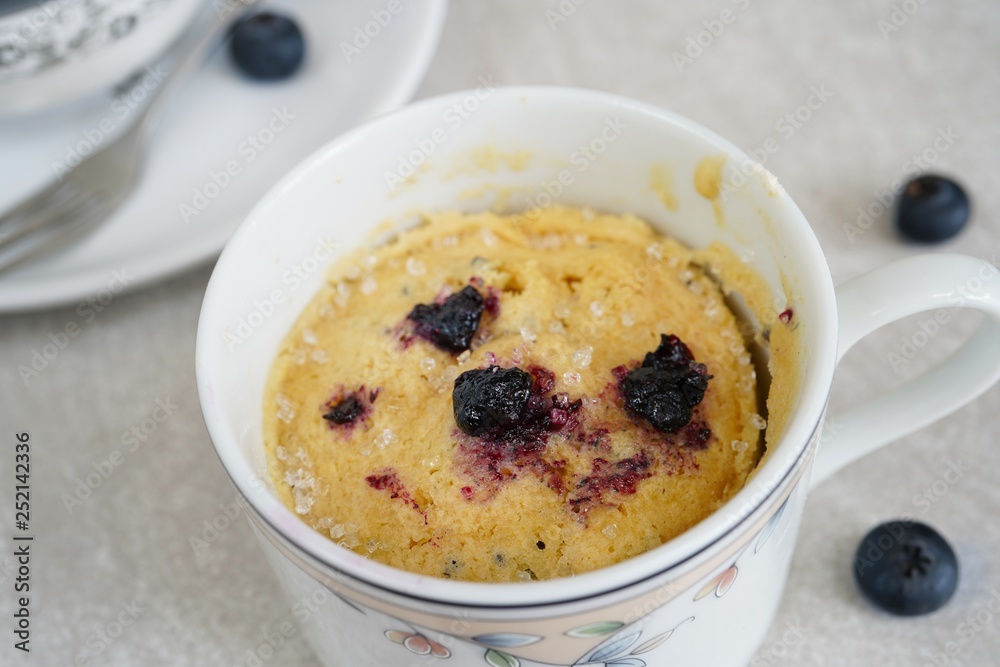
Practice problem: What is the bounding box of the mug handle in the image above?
[810,254,1000,487]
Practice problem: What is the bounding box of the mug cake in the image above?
[263,205,788,582]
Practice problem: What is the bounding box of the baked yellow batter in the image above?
[263,206,784,582]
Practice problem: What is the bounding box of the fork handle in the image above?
[131,1,259,146]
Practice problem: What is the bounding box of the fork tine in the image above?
[0,186,91,250]
[0,177,80,231]
[0,194,107,274]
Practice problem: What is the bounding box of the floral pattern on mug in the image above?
[385,629,451,658]
[475,633,544,648]
[691,496,791,603]
[755,499,788,553]
[694,563,739,600]
[569,616,695,666]
[565,621,625,638]
[484,648,521,667]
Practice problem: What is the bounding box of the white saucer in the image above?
[0,0,447,312]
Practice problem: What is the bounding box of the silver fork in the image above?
[0,1,256,275]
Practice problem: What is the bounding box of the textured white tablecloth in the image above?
[2,1,999,665]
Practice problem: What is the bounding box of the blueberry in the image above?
[853,521,958,616]
[408,285,485,353]
[620,334,711,433]
[322,394,364,424]
[453,366,532,436]
[230,13,306,81]
[642,333,696,371]
[896,175,970,243]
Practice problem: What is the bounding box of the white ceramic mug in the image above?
[196,86,1000,667]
